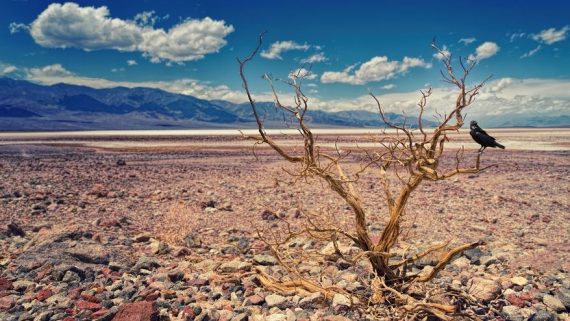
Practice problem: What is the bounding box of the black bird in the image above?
[470,121,505,152]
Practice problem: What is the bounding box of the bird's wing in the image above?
[474,131,497,145]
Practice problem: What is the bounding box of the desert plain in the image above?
[0,128,569,321]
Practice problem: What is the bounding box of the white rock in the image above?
[468,278,502,301]
[543,294,566,312]
[510,276,528,286]
[266,314,287,321]
[332,293,352,308]
[265,294,288,308]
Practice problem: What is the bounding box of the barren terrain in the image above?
[0,129,569,321]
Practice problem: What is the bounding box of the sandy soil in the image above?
[1,130,568,273]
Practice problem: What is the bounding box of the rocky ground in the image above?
[0,133,569,321]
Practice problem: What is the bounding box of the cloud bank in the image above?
[321,56,431,85]
[14,2,234,63]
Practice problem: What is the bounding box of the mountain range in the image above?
[0,78,420,131]
[0,77,567,131]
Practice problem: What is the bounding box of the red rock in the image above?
[0,296,15,311]
[90,184,108,197]
[34,266,53,282]
[35,288,54,301]
[63,317,75,321]
[69,288,82,300]
[0,278,12,291]
[506,293,527,307]
[506,292,534,308]
[76,300,102,311]
[112,301,158,321]
[145,292,160,301]
[81,294,102,303]
[91,308,110,319]
[246,294,265,305]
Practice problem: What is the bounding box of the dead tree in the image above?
[238,34,495,319]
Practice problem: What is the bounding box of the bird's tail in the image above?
[496,143,505,149]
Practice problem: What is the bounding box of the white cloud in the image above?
[509,32,526,42]
[381,84,396,90]
[0,64,18,75]
[133,10,159,27]
[458,37,476,45]
[433,45,450,60]
[468,42,500,61]
[289,68,317,80]
[300,52,327,64]
[127,59,137,66]
[21,3,233,63]
[28,64,74,78]
[520,45,542,59]
[321,56,431,85]
[23,63,274,103]
[313,77,570,123]
[532,26,569,45]
[260,41,310,60]
[9,22,29,34]
[21,64,570,122]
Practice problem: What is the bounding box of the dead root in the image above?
[369,278,484,321]
[254,266,349,300]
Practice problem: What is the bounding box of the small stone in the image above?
[7,222,25,237]
[76,300,102,311]
[260,209,277,221]
[133,233,151,242]
[542,294,565,312]
[480,255,499,266]
[62,271,81,283]
[265,294,288,308]
[35,288,54,301]
[167,270,184,282]
[332,293,351,308]
[108,261,125,271]
[502,305,524,321]
[218,261,251,273]
[468,278,502,302]
[511,276,529,287]
[112,301,157,321]
[253,254,277,266]
[133,257,160,273]
[299,292,324,309]
[150,240,170,255]
[12,280,34,291]
[451,257,471,269]
[244,294,264,306]
[33,311,52,321]
[116,159,126,166]
[204,207,217,214]
[183,232,202,248]
[0,278,12,291]
[231,313,248,321]
[531,310,556,321]
[555,289,570,310]
[0,296,15,311]
[464,248,485,264]
[266,314,287,321]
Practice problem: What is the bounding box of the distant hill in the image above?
[0,77,430,131]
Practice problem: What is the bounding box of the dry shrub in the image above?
[156,201,199,246]
[238,34,497,320]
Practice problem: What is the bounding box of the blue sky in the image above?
[1,0,569,120]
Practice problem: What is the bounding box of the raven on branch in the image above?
[470,121,505,152]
